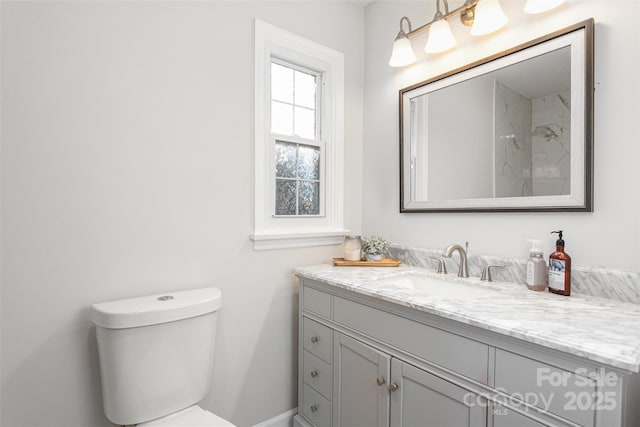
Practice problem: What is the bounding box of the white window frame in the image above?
[252,20,346,250]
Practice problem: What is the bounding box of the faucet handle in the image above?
[481,264,505,282]
[429,257,448,274]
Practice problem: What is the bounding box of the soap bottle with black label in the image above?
[548,230,571,296]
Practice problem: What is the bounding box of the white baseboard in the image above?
[253,408,298,427]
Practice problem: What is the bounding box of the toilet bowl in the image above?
[91,287,234,427]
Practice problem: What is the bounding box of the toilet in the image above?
[91,287,235,427]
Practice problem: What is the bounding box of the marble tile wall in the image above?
[493,82,571,198]
[387,244,640,305]
[494,80,533,197]
[532,91,571,195]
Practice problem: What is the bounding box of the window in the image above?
[252,20,346,250]
[272,61,322,217]
[275,140,321,216]
[271,62,318,140]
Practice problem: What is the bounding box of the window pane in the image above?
[275,179,297,215]
[275,141,297,178]
[271,101,293,135]
[270,61,323,217]
[298,181,320,215]
[298,144,320,180]
[295,70,316,109]
[295,106,315,139]
[271,63,293,103]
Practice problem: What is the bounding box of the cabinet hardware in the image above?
[310,370,319,378]
[389,383,399,392]
[376,377,386,386]
[310,336,319,343]
[310,404,318,413]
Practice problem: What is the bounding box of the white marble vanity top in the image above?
[294,264,640,373]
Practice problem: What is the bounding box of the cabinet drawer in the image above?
[333,296,489,383]
[494,349,595,427]
[303,286,332,318]
[303,350,331,399]
[302,383,331,427]
[303,317,332,363]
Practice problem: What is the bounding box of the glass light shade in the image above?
[470,0,508,36]
[425,19,457,54]
[389,36,416,67]
[524,0,567,14]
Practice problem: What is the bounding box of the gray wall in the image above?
[428,75,494,200]
[0,2,364,426]
[363,0,640,269]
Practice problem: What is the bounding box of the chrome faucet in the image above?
[442,242,469,278]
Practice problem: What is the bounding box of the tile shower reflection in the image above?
[494,82,571,197]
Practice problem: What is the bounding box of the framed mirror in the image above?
[400,20,593,212]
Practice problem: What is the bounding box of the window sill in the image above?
[250,230,349,250]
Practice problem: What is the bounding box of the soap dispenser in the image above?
[548,230,571,296]
[526,239,547,291]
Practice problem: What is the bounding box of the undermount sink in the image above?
[373,274,499,299]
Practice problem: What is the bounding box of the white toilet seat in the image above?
[138,405,235,427]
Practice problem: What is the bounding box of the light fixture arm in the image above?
[404,0,479,40]
[434,0,450,19]
[395,16,413,40]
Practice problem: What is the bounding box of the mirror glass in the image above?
[400,21,593,212]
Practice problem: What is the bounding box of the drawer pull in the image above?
[389,383,399,392]
[376,377,386,386]
[310,336,319,343]
[310,404,318,413]
[310,370,319,378]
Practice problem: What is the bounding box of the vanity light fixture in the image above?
[470,0,508,36]
[389,0,566,67]
[389,17,417,67]
[424,0,457,54]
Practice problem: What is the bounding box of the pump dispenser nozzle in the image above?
[526,239,543,254]
[551,230,564,247]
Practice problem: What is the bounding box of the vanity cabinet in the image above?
[491,405,548,427]
[301,317,333,427]
[294,278,639,427]
[390,358,487,427]
[333,333,390,427]
[332,332,486,427]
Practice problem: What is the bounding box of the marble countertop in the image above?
[294,264,640,373]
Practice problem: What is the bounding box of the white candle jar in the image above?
[344,236,362,261]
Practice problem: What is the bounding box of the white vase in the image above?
[365,253,383,262]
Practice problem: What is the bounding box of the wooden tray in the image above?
[332,258,401,267]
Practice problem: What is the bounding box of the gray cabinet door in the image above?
[490,403,575,427]
[333,333,391,427]
[491,404,548,427]
[390,358,487,427]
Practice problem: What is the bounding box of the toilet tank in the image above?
[91,287,222,425]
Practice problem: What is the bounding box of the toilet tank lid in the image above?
[91,287,222,329]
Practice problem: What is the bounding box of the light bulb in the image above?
[389,36,416,67]
[425,19,457,54]
[470,0,508,36]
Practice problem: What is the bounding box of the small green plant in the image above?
[361,236,390,256]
